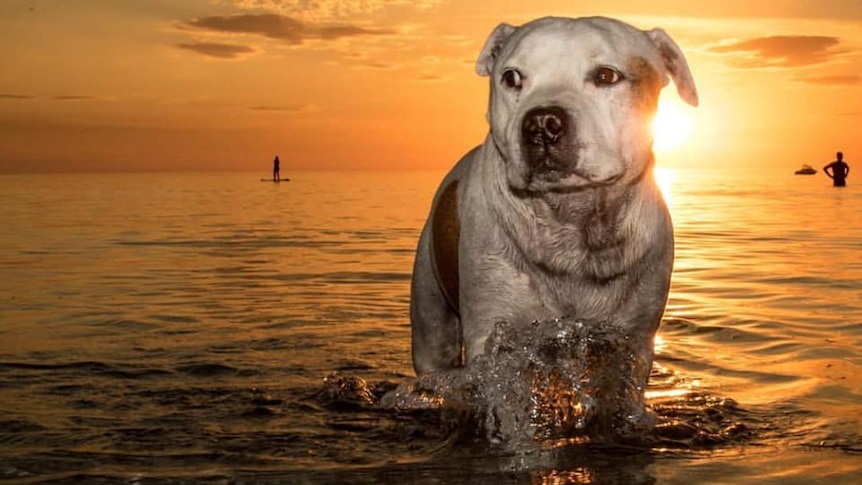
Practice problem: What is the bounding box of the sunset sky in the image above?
[1,0,860,173]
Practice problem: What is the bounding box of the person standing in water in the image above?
[823,151,850,187]
[273,155,281,182]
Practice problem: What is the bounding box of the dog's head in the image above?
[476,17,698,193]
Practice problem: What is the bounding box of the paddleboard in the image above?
[260,178,290,182]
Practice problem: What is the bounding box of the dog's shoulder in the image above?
[426,145,485,315]
[431,177,461,314]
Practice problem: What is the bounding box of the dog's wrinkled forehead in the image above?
[477,16,699,107]
[501,18,662,76]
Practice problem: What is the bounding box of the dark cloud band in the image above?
[710,35,844,67]
[176,42,255,59]
[798,74,861,85]
[183,13,392,44]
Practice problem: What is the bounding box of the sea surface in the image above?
[0,168,859,484]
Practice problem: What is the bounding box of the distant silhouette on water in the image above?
[273,155,281,182]
[823,151,850,187]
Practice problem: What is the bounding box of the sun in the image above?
[652,97,694,153]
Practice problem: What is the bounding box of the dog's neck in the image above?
[531,184,631,249]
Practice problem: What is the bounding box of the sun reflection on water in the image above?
[653,334,667,354]
[533,467,594,484]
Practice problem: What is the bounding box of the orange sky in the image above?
[1,0,860,173]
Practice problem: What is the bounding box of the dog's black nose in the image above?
[522,107,568,147]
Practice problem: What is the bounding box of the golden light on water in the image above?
[645,387,692,399]
[646,336,704,400]
[653,335,668,354]
[535,467,594,484]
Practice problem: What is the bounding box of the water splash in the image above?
[380,318,655,448]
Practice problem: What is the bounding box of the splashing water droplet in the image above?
[381,318,656,448]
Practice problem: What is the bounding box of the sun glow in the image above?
[652,97,694,153]
[653,166,676,206]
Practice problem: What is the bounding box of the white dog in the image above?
[410,16,698,376]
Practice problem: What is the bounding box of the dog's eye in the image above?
[501,69,523,89]
[594,67,622,86]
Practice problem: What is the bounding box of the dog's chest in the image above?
[542,272,630,318]
[527,196,634,281]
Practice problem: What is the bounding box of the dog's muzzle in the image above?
[521,106,577,177]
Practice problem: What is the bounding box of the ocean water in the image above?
[0,168,859,484]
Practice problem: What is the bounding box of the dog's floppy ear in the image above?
[646,29,699,107]
[476,23,517,77]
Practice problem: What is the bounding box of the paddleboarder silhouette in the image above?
[273,155,281,182]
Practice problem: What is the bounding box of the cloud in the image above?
[183,14,393,45]
[416,73,445,81]
[1,94,97,101]
[357,61,395,70]
[249,104,311,112]
[0,94,35,100]
[709,35,846,68]
[220,0,445,22]
[176,42,256,59]
[52,95,96,101]
[797,74,862,86]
